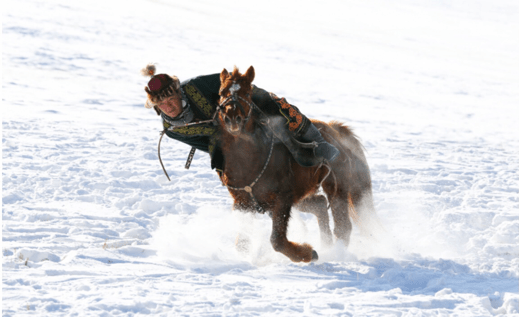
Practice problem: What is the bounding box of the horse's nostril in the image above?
[236,116,242,124]
[224,116,231,125]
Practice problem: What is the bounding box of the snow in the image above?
[3,0,519,315]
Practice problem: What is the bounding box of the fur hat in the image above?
[141,64,181,109]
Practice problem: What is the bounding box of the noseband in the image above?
[217,92,255,125]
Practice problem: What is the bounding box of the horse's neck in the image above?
[224,123,266,153]
[221,121,270,176]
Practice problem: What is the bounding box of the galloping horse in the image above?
[217,66,376,262]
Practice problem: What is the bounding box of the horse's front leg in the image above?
[269,198,318,263]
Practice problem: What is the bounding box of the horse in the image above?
[216,66,376,262]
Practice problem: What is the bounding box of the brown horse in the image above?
[217,66,376,262]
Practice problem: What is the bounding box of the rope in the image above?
[165,118,216,130]
[158,130,171,181]
[158,116,216,181]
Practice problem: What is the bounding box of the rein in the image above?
[157,91,252,181]
[158,118,217,181]
[158,130,171,181]
[157,92,255,181]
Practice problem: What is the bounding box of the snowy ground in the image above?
[3,0,519,315]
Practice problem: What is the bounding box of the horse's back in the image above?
[312,119,372,194]
[312,119,367,164]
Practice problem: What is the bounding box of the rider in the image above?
[141,64,339,172]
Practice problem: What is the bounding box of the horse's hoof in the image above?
[311,250,319,262]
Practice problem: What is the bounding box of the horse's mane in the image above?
[228,66,243,82]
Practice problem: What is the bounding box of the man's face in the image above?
[158,93,183,118]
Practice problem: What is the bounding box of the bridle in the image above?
[217,92,255,125]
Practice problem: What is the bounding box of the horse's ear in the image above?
[244,66,255,84]
[220,68,229,83]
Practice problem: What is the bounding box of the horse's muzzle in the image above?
[228,125,241,136]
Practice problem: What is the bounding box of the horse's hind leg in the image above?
[348,188,379,236]
[270,198,318,262]
[297,195,333,246]
[328,193,353,247]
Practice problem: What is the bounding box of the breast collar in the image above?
[161,87,195,127]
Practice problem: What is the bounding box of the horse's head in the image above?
[218,66,255,136]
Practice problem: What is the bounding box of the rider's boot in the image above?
[267,115,340,167]
[296,123,340,164]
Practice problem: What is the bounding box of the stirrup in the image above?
[297,124,339,163]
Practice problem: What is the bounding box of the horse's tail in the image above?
[327,120,367,165]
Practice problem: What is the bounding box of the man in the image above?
[141,64,339,172]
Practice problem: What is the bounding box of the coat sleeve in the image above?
[251,86,280,115]
[181,74,221,119]
[251,86,310,138]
